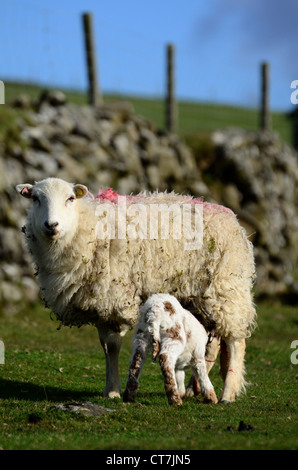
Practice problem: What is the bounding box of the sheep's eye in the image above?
[32,195,39,203]
[67,196,75,203]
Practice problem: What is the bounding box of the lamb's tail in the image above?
[149,310,161,362]
[151,338,160,362]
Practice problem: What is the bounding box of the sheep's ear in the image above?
[16,184,34,199]
[73,184,88,199]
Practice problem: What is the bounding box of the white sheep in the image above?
[123,293,217,405]
[16,177,256,402]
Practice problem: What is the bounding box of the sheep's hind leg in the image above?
[97,325,123,399]
[219,338,246,403]
[205,335,221,373]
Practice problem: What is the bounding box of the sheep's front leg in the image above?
[97,326,123,398]
[159,352,182,406]
[219,338,246,403]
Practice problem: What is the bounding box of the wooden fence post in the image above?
[0,80,4,104]
[260,62,271,131]
[82,12,102,106]
[165,43,177,133]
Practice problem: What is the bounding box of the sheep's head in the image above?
[16,178,88,242]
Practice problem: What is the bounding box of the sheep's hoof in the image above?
[219,399,231,404]
[123,391,135,403]
[105,391,121,399]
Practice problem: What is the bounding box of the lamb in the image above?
[123,293,217,405]
[16,177,256,402]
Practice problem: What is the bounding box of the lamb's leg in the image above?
[159,352,182,406]
[185,336,220,397]
[97,326,123,399]
[123,333,149,403]
[175,369,185,398]
[193,358,217,404]
[219,338,246,403]
[185,375,200,397]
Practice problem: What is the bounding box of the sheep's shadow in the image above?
[0,377,100,402]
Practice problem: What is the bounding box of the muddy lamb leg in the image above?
[123,334,149,403]
[159,352,182,406]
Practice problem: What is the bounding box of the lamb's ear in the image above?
[16,184,34,199]
[73,184,88,199]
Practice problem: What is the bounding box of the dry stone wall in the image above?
[209,129,298,299]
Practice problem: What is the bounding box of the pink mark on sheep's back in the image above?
[92,188,234,215]
[192,198,234,215]
[95,188,120,203]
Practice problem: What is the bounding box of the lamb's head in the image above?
[16,178,88,242]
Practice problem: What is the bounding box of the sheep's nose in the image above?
[44,221,59,230]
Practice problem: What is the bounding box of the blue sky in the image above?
[1,0,298,110]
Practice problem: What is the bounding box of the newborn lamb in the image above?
[123,293,217,405]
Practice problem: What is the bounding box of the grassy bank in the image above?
[1,81,294,145]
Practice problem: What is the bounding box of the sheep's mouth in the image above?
[43,228,61,240]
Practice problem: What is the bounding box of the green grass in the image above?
[0,300,297,450]
[1,81,294,146]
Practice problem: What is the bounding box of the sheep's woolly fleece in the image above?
[23,183,256,340]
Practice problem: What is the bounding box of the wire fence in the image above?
[0,0,294,145]
[1,2,85,89]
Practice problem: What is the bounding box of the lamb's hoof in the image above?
[203,389,218,404]
[219,399,231,404]
[168,396,183,406]
[184,388,195,398]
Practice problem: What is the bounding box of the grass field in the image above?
[2,81,295,146]
[0,300,297,450]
